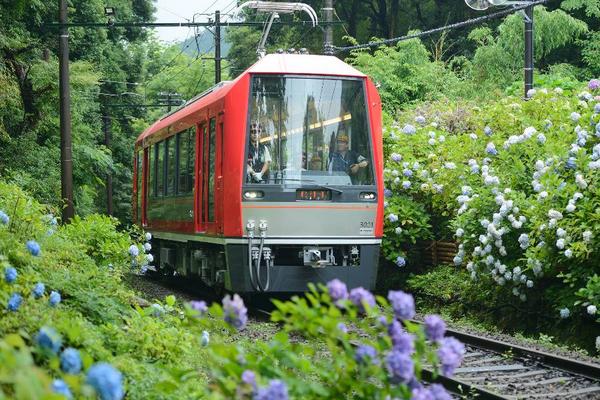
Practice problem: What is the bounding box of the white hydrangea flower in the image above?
[560,308,570,319]
[395,227,403,235]
[455,228,464,238]
[587,305,597,315]
[575,173,588,189]
[526,280,533,288]
[556,238,566,249]
[144,242,152,252]
[556,228,566,238]
[498,277,506,286]
[564,249,573,258]
[583,230,593,242]
[566,203,576,213]
[438,135,445,143]
[596,337,600,352]
[428,138,436,146]
[519,294,527,302]
[539,191,548,199]
[548,210,563,220]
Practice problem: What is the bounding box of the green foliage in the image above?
[470,6,587,88]
[562,0,600,17]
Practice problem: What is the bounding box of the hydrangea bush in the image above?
[186,281,463,399]
[382,82,600,350]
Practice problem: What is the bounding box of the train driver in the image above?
[247,122,271,183]
[328,132,368,177]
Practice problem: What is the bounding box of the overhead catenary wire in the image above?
[334,0,549,53]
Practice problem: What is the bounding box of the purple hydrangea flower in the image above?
[327,279,348,302]
[402,180,412,189]
[255,379,289,400]
[429,383,452,400]
[60,348,82,374]
[589,79,600,91]
[386,349,414,383]
[388,290,415,320]
[36,326,62,354]
[388,213,398,223]
[437,337,465,376]
[484,126,493,136]
[33,282,45,298]
[424,315,446,342]
[0,210,9,225]
[223,294,248,330]
[390,153,402,162]
[337,322,348,333]
[4,266,17,284]
[403,169,413,177]
[349,287,376,314]
[486,142,498,156]
[52,379,73,399]
[190,300,208,315]
[388,322,415,354]
[86,363,124,400]
[395,256,406,267]
[49,291,61,307]
[241,370,257,390]
[384,188,392,198]
[403,124,416,135]
[26,240,41,256]
[7,293,22,312]
[355,344,378,364]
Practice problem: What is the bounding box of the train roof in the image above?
[136,54,367,145]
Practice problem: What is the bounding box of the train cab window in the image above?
[166,136,176,196]
[247,75,374,186]
[156,141,165,196]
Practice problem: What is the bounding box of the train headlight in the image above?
[243,190,264,200]
[359,192,377,201]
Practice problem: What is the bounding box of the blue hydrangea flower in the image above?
[484,126,493,136]
[390,153,402,162]
[49,291,61,307]
[424,315,446,342]
[401,180,411,190]
[223,294,248,330]
[190,300,208,315]
[33,282,45,298]
[437,337,465,376]
[349,287,375,314]
[566,157,577,169]
[145,232,152,241]
[388,213,398,223]
[388,290,415,320]
[26,240,41,256]
[412,384,451,400]
[7,293,22,312]
[86,363,124,400]
[560,307,570,318]
[327,279,348,303]
[571,112,581,122]
[402,124,416,135]
[241,370,257,390]
[415,115,426,125]
[403,169,413,177]
[128,244,139,257]
[486,142,498,156]
[200,330,210,347]
[60,348,82,374]
[144,242,152,252]
[52,379,73,399]
[0,210,8,225]
[255,379,289,400]
[36,326,62,354]
[4,266,17,284]
[355,344,378,364]
[388,322,415,354]
[395,256,406,267]
[337,322,348,333]
[386,349,414,383]
[384,188,392,198]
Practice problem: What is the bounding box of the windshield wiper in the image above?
[276,178,344,194]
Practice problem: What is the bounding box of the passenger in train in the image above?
[247,122,271,183]
[328,132,368,178]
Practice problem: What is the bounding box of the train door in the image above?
[215,112,224,234]
[196,114,223,235]
[196,122,206,232]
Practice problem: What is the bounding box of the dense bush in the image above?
[382,82,600,352]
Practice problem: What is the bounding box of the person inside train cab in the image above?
[247,122,271,183]
[328,130,368,177]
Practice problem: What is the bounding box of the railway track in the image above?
[419,324,600,399]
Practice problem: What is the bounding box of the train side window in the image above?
[177,130,187,194]
[188,127,196,193]
[156,141,164,196]
[166,136,176,196]
[208,118,216,222]
[148,145,154,197]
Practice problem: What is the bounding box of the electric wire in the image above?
[334,0,549,53]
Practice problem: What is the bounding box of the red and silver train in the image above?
[133,53,384,293]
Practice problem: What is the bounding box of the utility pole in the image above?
[524,4,534,98]
[59,0,74,222]
[323,0,334,55]
[215,10,221,84]
[103,115,113,216]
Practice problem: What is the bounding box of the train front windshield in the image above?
[246,75,374,186]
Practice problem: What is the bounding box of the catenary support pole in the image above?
[524,4,534,98]
[215,10,221,84]
[323,0,333,55]
[103,115,113,216]
[59,0,74,222]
